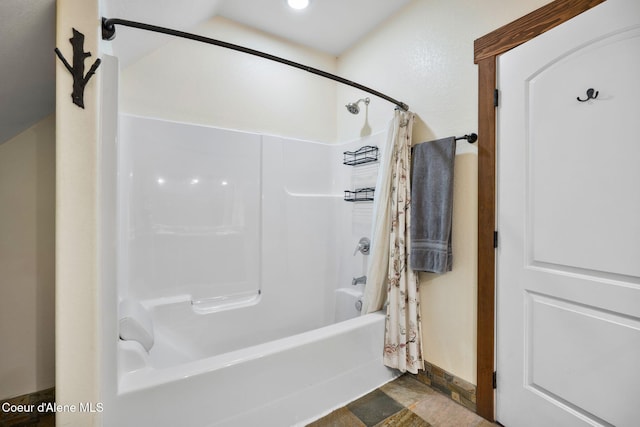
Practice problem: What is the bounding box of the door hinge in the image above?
[493,231,498,249]
[494,89,499,107]
[493,371,497,389]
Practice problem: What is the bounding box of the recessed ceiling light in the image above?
[287,0,310,10]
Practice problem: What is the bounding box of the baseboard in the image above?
[412,361,477,413]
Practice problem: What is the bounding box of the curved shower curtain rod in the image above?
[101,18,410,111]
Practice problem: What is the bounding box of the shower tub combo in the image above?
[104,115,396,426]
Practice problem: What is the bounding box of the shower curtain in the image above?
[363,110,422,374]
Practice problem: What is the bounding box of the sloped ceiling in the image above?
[105,0,411,66]
[0,0,56,145]
[1,0,410,144]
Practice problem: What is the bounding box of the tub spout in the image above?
[352,276,367,286]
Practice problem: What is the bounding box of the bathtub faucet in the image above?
[353,237,370,255]
[352,276,367,286]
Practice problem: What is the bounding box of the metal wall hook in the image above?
[55,28,102,109]
[577,88,599,102]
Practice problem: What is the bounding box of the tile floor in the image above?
[0,412,54,427]
[0,388,55,427]
[308,374,496,427]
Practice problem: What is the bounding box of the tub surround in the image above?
[116,115,382,344]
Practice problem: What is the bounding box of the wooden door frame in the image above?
[473,0,606,421]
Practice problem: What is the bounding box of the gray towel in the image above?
[410,137,455,273]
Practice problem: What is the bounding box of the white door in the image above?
[496,0,640,426]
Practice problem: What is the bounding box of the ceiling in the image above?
[0,0,56,145]
[106,0,412,66]
[0,0,411,144]
[216,0,411,56]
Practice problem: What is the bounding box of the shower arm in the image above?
[101,17,410,112]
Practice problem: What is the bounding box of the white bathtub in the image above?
[103,116,394,426]
[112,310,396,426]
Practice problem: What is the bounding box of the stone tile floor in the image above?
[0,412,54,427]
[307,374,496,427]
[0,388,55,427]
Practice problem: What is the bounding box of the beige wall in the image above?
[337,0,551,384]
[55,0,102,425]
[0,115,55,401]
[121,16,338,143]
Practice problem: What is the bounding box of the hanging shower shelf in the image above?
[343,145,379,166]
[344,187,375,202]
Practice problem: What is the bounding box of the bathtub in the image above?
[104,115,395,426]
[113,309,396,426]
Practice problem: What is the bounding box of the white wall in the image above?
[121,16,338,143]
[0,115,55,401]
[337,0,551,384]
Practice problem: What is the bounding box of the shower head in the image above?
[346,103,360,114]
[345,97,370,114]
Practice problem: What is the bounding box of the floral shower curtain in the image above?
[363,110,422,374]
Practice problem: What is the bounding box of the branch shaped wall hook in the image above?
[55,28,101,108]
